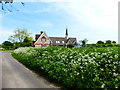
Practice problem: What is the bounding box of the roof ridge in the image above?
[49,37,66,38]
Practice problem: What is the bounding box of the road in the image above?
[1,51,60,89]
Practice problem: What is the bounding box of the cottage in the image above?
[34,29,77,48]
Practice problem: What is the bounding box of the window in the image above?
[58,41,60,43]
[62,41,64,43]
[41,37,46,42]
[56,41,60,43]
[42,45,46,47]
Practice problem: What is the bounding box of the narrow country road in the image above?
[1,51,60,89]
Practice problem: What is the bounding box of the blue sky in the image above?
[0,0,119,44]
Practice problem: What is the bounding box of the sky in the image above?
[0,0,119,44]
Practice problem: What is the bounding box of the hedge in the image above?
[12,46,120,88]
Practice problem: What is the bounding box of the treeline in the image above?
[85,40,119,47]
[2,40,33,50]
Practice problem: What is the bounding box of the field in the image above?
[12,46,120,88]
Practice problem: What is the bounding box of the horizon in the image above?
[0,0,119,44]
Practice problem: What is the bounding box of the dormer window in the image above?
[41,37,46,42]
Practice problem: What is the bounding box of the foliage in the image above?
[2,41,13,49]
[67,44,74,48]
[23,37,33,43]
[8,29,32,42]
[96,41,104,44]
[105,40,112,44]
[79,39,88,47]
[23,37,33,47]
[7,29,33,48]
[112,41,117,44]
[85,44,96,47]
[2,41,13,46]
[12,46,119,88]
[13,42,33,49]
[84,40,117,48]
[0,44,2,48]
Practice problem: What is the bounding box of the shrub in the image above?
[12,46,119,88]
[67,44,74,48]
[2,41,13,49]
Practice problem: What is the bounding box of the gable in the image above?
[34,32,51,45]
[66,38,77,44]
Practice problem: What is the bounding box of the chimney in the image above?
[40,31,43,34]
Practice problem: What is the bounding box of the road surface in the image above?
[1,51,60,89]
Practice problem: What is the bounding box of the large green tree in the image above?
[8,29,32,42]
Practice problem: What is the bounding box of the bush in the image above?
[14,42,33,49]
[85,44,96,47]
[2,41,14,49]
[85,44,118,48]
[12,46,119,88]
[67,44,74,48]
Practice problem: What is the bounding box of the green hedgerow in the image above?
[12,46,120,88]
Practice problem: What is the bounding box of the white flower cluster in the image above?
[14,47,38,56]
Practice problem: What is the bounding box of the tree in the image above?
[0,44,2,48]
[23,37,33,42]
[8,29,32,42]
[2,41,13,49]
[23,37,34,47]
[96,40,104,44]
[105,40,112,44]
[79,38,88,47]
[0,0,24,12]
[112,41,117,44]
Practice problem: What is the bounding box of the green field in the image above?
[12,46,120,88]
